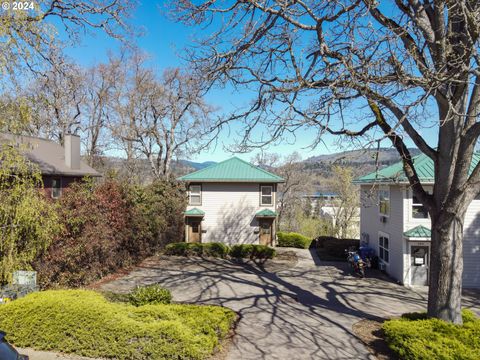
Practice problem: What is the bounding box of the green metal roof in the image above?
[184,208,205,216]
[404,225,431,238]
[177,157,284,183]
[354,153,480,184]
[255,209,277,217]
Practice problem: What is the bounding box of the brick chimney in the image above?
[64,133,81,170]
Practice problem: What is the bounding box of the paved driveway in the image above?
[101,249,479,360]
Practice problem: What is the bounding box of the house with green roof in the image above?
[354,153,480,288]
[177,157,284,245]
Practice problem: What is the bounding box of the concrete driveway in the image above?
[101,249,479,360]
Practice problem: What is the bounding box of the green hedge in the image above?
[229,244,276,259]
[277,232,312,249]
[383,310,480,360]
[0,290,235,360]
[165,242,275,260]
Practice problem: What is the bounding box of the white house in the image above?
[354,153,480,288]
[177,157,284,245]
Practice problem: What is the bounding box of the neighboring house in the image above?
[354,153,480,288]
[303,192,360,238]
[0,133,101,198]
[177,157,284,245]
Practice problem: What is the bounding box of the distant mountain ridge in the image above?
[180,160,217,170]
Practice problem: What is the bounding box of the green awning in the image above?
[255,209,277,217]
[404,225,431,238]
[184,208,205,217]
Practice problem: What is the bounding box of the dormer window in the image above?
[260,185,273,206]
[189,185,202,205]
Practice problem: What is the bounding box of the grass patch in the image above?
[383,309,480,360]
[0,289,236,360]
[277,232,312,249]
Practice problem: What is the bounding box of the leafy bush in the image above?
[277,232,312,249]
[0,290,235,360]
[251,245,276,259]
[229,244,253,258]
[165,242,230,258]
[35,179,187,288]
[203,243,230,258]
[165,242,190,256]
[0,144,62,284]
[129,285,172,306]
[166,243,275,260]
[383,310,480,360]
[230,244,276,259]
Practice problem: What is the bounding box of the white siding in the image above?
[359,185,404,283]
[186,182,276,245]
[463,198,480,288]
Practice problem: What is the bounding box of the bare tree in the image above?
[253,152,309,230]
[28,59,86,142]
[173,1,480,323]
[82,62,119,167]
[110,52,218,179]
[0,0,134,82]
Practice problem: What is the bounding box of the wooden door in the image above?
[259,220,273,246]
[188,220,201,243]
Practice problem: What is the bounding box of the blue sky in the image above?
[63,1,427,163]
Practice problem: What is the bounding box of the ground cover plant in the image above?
[277,232,312,249]
[129,284,172,306]
[0,290,235,360]
[383,310,480,360]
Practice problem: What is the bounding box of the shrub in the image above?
[230,244,253,258]
[165,242,190,256]
[0,290,236,360]
[129,285,172,306]
[316,236,360,259]
[383,309,480,360]
[35,179,187,288]
[277,232,312,249]
[230,244,276,259]
[203,243,230,258]
[251,245,276,259]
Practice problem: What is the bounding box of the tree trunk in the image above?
[427,212,465,324]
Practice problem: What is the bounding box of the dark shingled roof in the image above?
[0,133,100,177]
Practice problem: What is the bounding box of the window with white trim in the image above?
[51,178,62,199]
[378,187,390,216]
[412,195,429,219]
[260,185,273,206]
[378,233,389,263]
[189,185,202,205]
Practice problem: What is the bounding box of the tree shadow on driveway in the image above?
[100,256,475,360]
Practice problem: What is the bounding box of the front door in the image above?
[188,219,201,243]
[259,220,273,246]
[411,245,429,285]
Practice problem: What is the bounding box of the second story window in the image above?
[51,178,62,199]
[412,195,429,219]
[378,187,390,216]
[260,185,273,206]
[189,185,202,205]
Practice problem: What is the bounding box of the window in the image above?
[51,178,62,199]
[260,186,273,205]
[189,185,201,205]
[378,187,390,216]
[412,195,429,219]
[379,233,389,263]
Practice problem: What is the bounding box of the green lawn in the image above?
[0,289,236,360]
